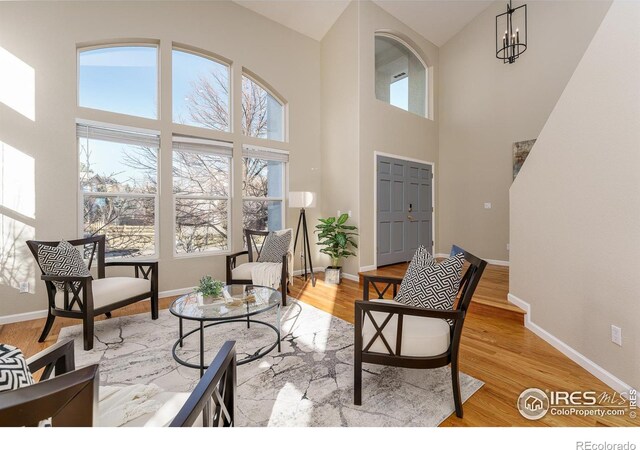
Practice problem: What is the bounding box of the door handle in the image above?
[407,215,416,222]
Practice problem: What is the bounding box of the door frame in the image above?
[373,151,436,268]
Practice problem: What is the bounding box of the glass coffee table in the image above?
[169,284,282,376]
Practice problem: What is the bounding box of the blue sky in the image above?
[79,46,157,119]
[172,50,229,128]
[79,46,229,181]
[79,46,229,126]
[390,77,408,111]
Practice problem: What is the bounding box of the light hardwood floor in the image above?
[1,265,636,426]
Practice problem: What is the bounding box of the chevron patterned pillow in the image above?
[0,344,35,392]
[395,247,464,325]
[257,230,291,263]
[37,240,91,291]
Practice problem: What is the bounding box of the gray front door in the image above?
[377,155,433,266]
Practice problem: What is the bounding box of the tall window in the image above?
[78,123,159,258]
[78,45,158,119]
[172,49,230,131]
[78,43,291,259]
[173,137,232,254]
[242,146,288,233]
[374,34,428,118]
[242,75,284,142]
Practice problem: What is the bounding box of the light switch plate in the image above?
[484,202,492,209]
[19,282,29,293]
[611,325,622,346]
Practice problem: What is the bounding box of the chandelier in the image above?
[496,0,528,64]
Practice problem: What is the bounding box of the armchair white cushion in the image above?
[233,228,294,287]
[231,262,263,280]
[55,277,151,311]
[361,299,450,357]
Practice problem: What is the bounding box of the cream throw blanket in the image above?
[250,250,294,289]
[98,383,163,427]
[250,228,294,289]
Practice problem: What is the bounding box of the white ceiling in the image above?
[233,0,492,46]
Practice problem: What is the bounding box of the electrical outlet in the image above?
[337,210,341,217]
[611,325,622,346]
[19,281,29,293]
[484,202,492,209]
[348,210,352,218]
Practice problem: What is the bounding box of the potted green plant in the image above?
[194,276,225,301]
[315,213,358,285]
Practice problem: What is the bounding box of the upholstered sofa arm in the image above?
[361,275,403,301]
[27,339,76,379]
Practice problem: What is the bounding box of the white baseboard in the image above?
[359,265,376,273]
[293,267,358,282]
[0,288,194,325]
[292,268,324,276]
[0,309,48,325]
[436,253,509,266]
[507,293,634,394]
[159,287,194,298]
[341,273,359,282]
[485,259,509,267]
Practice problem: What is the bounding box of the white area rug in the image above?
[57,299,483,426]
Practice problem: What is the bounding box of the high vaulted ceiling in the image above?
[233,0,493,46]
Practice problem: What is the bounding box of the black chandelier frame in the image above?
[496,0,528,64]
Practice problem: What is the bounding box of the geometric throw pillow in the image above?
[0,344,35,392]
[257,230,291,263]
[395,247,465,325]
[37,240,91,291]
[395,245,435,307]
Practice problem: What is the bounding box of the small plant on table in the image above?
[194,276,224,299]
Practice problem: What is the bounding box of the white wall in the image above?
[0,1,321,317]
[510,0,640,390]
[438,0,611,262]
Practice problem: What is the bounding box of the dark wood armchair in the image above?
[0,340,99,427]
[226,229,290,306]
[26,235,158,351]
[0,340,237,427]
[354,245,487,418]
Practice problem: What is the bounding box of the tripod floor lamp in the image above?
[289,191,316,287]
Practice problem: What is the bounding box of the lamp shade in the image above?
[289,191,317,208]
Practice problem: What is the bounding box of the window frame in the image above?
[241,71,287,143]
[374,32,430,119]
[171,46,233,133]
[76,42,161,120]
[172,136,233,258]
[241,144,289,237]
[75,41,293,261]
[76,119,160,261]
